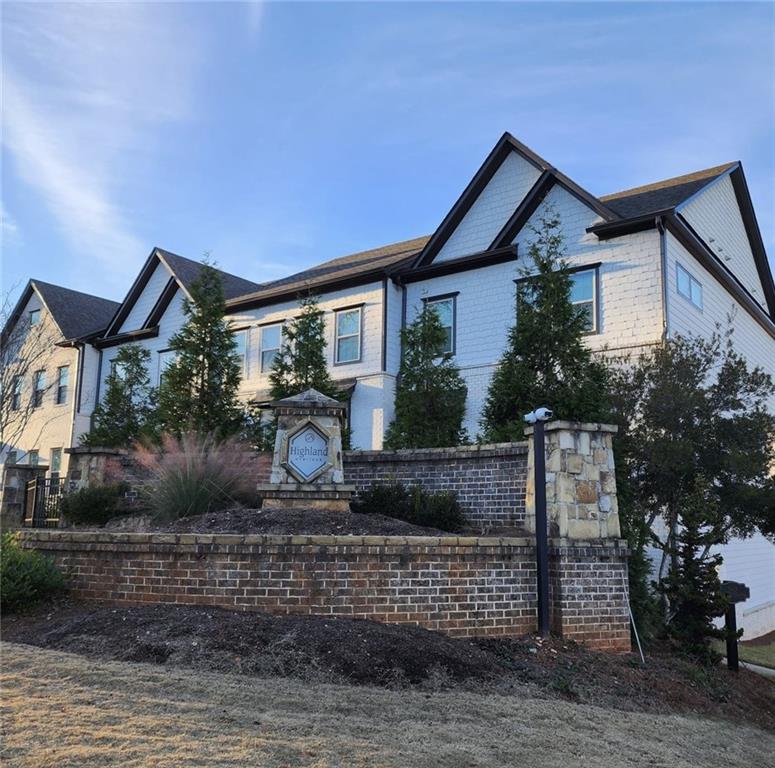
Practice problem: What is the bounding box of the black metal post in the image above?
[725,604,739,672]
[534,420,550,636]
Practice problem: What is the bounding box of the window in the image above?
[569,269,598,333]
[677,263,703,310]
[56,366,70,405]
[335,307,362,364]
[516,267,598,334]
[157,350,177,385]
[32,370,46,408]
[29,309,40,327]
[233,329,248,377]
[28,450,39,467]
[50,448,62,478]
[11,376,22,411]
[7,450,18,466]
[260,324,282,372]
[426,296,455,355]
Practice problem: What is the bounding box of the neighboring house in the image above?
[1,280,119,477]
[6,132,774,635]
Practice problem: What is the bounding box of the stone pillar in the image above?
[0,463,48,529]
[257,388,355,512]
[525,421,620,540]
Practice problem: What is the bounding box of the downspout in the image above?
[64,342,82,476]
[657,215,670,341]
[380,277,388,373]
[93,348,104,426]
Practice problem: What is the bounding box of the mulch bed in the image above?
[103,508,451,536]
[3,600,774,731]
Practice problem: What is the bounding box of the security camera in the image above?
[523,406,553,424]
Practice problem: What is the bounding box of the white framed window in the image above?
[157,349,177,385]
[7,450,18,466]
[233,329,248,377]
[676,263,703,310]
[570,269,598,333]
[28,449,39,467]
[56,366,70,405]
[29,309,40,327]
[50,448,62,477]
[335,307,362,364]
[425,295,456,355]
[260,323,282,372]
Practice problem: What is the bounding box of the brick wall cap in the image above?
[344,441,528,461]
[17,530,533,548]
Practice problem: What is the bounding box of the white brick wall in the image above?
[436,151,541,262]
[513,185,664,355]
[404,185,665,439]
[679,174,767,310]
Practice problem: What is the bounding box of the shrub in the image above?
[133,432,258,522]
[409,486,465,532]
[352,482,465,532]
[1,532,65,613]
[59,483,129,526]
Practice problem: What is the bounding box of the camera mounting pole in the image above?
[525,406,553,637]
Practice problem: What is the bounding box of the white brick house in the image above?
[5,132,774,635]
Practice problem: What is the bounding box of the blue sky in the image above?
[2,2,773,306]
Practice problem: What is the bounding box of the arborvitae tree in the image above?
[610,325,775,660]
[480,208,610,442]
[656,484,728,665]
[384,304,468,448]
[82,345,155,447]
[155,261,243,439]
[269,294,340,400]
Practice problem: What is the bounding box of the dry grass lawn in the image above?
[2,641,774,768]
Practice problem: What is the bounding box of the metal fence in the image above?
[24,477,67,528]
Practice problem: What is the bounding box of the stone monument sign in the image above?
[257,389,354,512]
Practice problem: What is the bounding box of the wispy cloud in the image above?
[1,202,22,247]
[1,3,202,288]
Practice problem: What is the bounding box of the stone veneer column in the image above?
[524,421,621,540]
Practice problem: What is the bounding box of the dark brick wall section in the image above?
[343,443,528,530]
[549,543,631,652]
[19,531,630,651]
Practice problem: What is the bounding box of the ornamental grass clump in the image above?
[133,432,258,522]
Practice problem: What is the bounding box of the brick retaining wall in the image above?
[18,531,630,651]
[343,443,528,530]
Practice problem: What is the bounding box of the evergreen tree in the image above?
[82,345,155,447]
[384,304,468,448]
[480,208,610,441]
[155,261,243,438]
[610,325,775,659]
[269,294,341,400]
[656,483,728,665]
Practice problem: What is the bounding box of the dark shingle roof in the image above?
[228,236,429,306]
[32,280,120,340]
[600,163,736,219]
[155,248,263,300]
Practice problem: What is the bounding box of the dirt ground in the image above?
[2,642,774,768]
[3,601,774,731]
[104,507,451,536]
